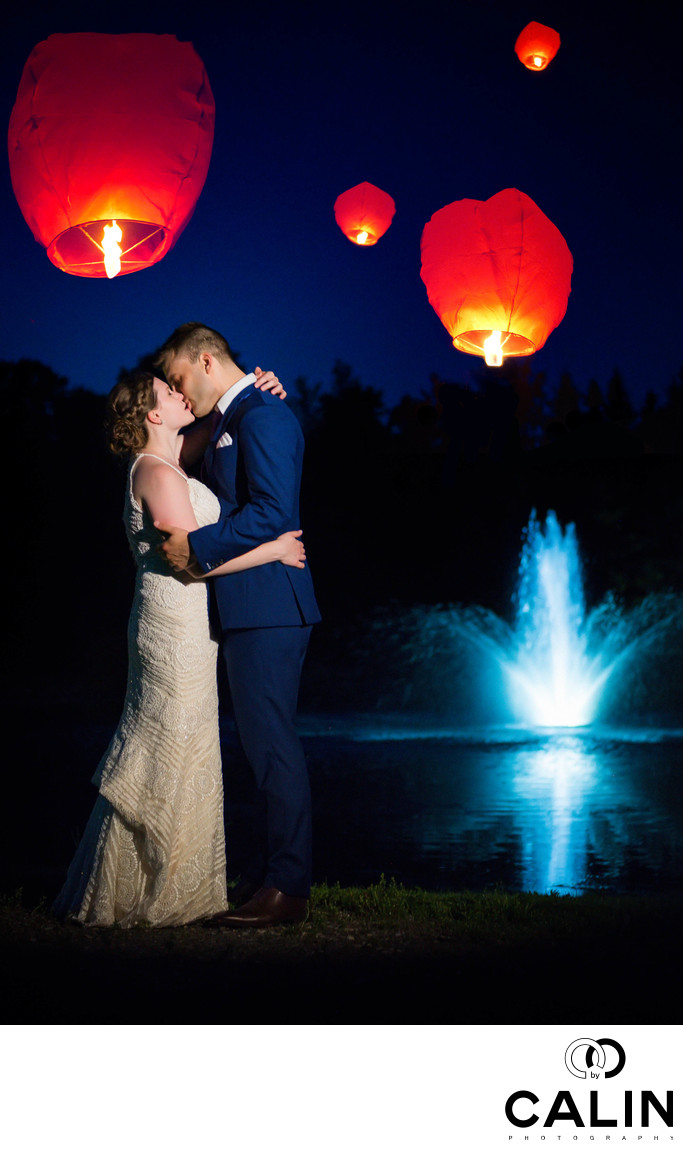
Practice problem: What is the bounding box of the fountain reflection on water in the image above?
[511,735,599,892]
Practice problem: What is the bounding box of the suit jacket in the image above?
[189,385,321,630]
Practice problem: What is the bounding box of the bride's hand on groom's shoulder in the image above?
[254,366,287,400]
[155,521,192,571]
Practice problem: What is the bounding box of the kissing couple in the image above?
[54,321,321,929]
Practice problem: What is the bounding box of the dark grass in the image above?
[2,878,679,1024]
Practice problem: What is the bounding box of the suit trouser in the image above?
[221,624,313,899]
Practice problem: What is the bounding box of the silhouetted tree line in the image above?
[289,357,683,613]
[3,356,682,715]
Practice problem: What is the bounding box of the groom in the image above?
[155,322,321,927]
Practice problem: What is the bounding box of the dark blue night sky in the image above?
[2,0,681,413]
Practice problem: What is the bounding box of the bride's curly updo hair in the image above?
[105,371,157,458]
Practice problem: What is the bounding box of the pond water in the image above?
[294,715,683,895]
[8,710,681,901]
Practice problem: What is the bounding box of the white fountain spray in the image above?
[447,509,678,729]
[502,511,614,726]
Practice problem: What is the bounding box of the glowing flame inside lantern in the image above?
[533,55,545,68]
[102,220,123,278]
[356,230,369,245]
[483,330,504,367]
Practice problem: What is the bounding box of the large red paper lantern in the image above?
[514,21,561,71]
[8,33,215,278]
[334,182,395,246]
[420,189,573,366]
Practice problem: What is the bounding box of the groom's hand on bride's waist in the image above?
[155,522,192,571]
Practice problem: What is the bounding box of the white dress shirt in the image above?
[215,372,256,415]
[213,372,255,448]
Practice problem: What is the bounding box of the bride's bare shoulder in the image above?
[132,455,187,500]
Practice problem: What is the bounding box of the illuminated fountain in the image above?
[456,510,677,728]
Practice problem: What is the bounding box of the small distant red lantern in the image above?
[514,21,561,71]
[7,33,215,278]
[334,182,395,246]
[420,188,573,367]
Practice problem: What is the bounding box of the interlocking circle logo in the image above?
[565,1037,626,1080]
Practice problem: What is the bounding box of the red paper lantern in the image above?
[7,33,215,278]
[514,21,561,71]
[420,189,573,366]
[334,182,395,246]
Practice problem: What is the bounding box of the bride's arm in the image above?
[188,530,305,579]
[136,463,305,575]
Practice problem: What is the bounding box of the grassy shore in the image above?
[2,878,679,1024]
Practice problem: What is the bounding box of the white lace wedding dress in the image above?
[53,455,228,927]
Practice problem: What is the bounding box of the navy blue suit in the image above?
[189,382,321,898]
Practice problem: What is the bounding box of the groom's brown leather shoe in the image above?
[228,879,262,908]
[206,886,308,928]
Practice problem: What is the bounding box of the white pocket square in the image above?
[216,431,233,448]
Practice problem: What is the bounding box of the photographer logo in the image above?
[565,1037,626,1080]
[504,1035,674,1138]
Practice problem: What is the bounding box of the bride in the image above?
[53,368,304,928]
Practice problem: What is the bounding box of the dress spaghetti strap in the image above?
[129,453,189,501]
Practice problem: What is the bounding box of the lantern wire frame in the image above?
[346,225,379,246]
[454,330,536,359]
[47,219,169,277]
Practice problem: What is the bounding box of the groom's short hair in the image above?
[155,322,234,374]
